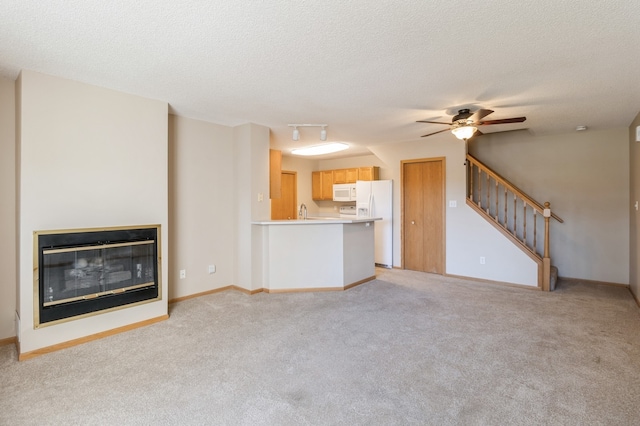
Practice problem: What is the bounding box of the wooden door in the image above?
[271,171,297,220]
[402,158,445,274]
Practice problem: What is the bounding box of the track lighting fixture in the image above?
[288,124,328,141]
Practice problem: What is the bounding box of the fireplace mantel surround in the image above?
[16,70,169,359]
[34,225,161,328]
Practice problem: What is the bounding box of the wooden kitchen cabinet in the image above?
[345,168,359,183]
[312,170,335,200]
[321,170,334,199]
[358,166,379,181]
[269,149,282,199]
[312,171,322,200]
[312,166,379,200]
[333,168,359,184]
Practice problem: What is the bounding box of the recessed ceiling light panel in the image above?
[291,142,348,156]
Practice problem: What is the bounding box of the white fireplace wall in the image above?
[17,70,169,354]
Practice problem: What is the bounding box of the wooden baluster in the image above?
[469,162,474,202]
[533,209,537,254]
[477,167,482,208]
[523,201,527,244]
[486,173,490,214]
[513,194,517,236]
[495,180,499,221]
[504,188,508,228]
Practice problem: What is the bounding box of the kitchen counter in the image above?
[252,218,380,292]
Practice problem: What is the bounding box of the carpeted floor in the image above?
[1,268,639,425]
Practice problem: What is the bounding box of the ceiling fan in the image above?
[417,108,526,140]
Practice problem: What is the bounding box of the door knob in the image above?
[411,221,415,225]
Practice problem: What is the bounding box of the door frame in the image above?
[400,157,446,273]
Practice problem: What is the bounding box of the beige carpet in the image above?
[1,268,639,425]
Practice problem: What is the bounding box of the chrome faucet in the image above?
[299,203,307,220]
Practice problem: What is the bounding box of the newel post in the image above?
[542,202,551,291]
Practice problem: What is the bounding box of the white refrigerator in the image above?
[356,179,393,268]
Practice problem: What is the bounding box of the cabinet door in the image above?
[345,168,359,183]
[269,149,282,199]
[321,170,334,199]
[358,166,379,181]
[312,171,322,200]
[333,169,347,184]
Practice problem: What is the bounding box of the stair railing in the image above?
[466,154,563,290]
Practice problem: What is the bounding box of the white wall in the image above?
[470,128,629,284]
[168,115,235,300]
[233,123,270,291]
[16,71,169,354]
[0,76,16,340]
[370,138,538,286]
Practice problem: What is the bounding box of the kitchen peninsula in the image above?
[252,217,380,292]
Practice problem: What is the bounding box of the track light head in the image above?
[292,127,300,141]
[320,126,327,141]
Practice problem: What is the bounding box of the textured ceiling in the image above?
[1,1,639,158]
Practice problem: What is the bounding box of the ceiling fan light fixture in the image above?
[451,125,477,140]
[291,142,348,156]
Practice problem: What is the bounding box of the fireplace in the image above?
[34,225,161,327]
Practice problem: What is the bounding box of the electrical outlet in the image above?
[208,265,216,274]
[179,269,186,279]
[480,257,486,265]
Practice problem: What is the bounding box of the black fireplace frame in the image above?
[34,225,161,327]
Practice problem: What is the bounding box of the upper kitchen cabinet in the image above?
[312,170,334,200]
[358,166,379,181]
[312,166,380,200]
[333,168,359,184]
[269,149,282,199]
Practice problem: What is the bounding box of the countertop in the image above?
[252,217,381,225]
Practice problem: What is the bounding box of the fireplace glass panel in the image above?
[36,226,160,326]
[42,242,155,307]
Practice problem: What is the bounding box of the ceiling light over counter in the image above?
[291,142,348,156]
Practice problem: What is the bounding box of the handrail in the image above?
[466,153,562,291]
[466,154,564,223]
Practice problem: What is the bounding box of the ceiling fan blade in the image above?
[468,109,494,122]
[421,128,450,138]
[417,120,451,125]
[476,117,526,126]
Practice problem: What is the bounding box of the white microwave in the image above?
[333,184,357,202]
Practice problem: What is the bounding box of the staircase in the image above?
[466,154,563,291]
